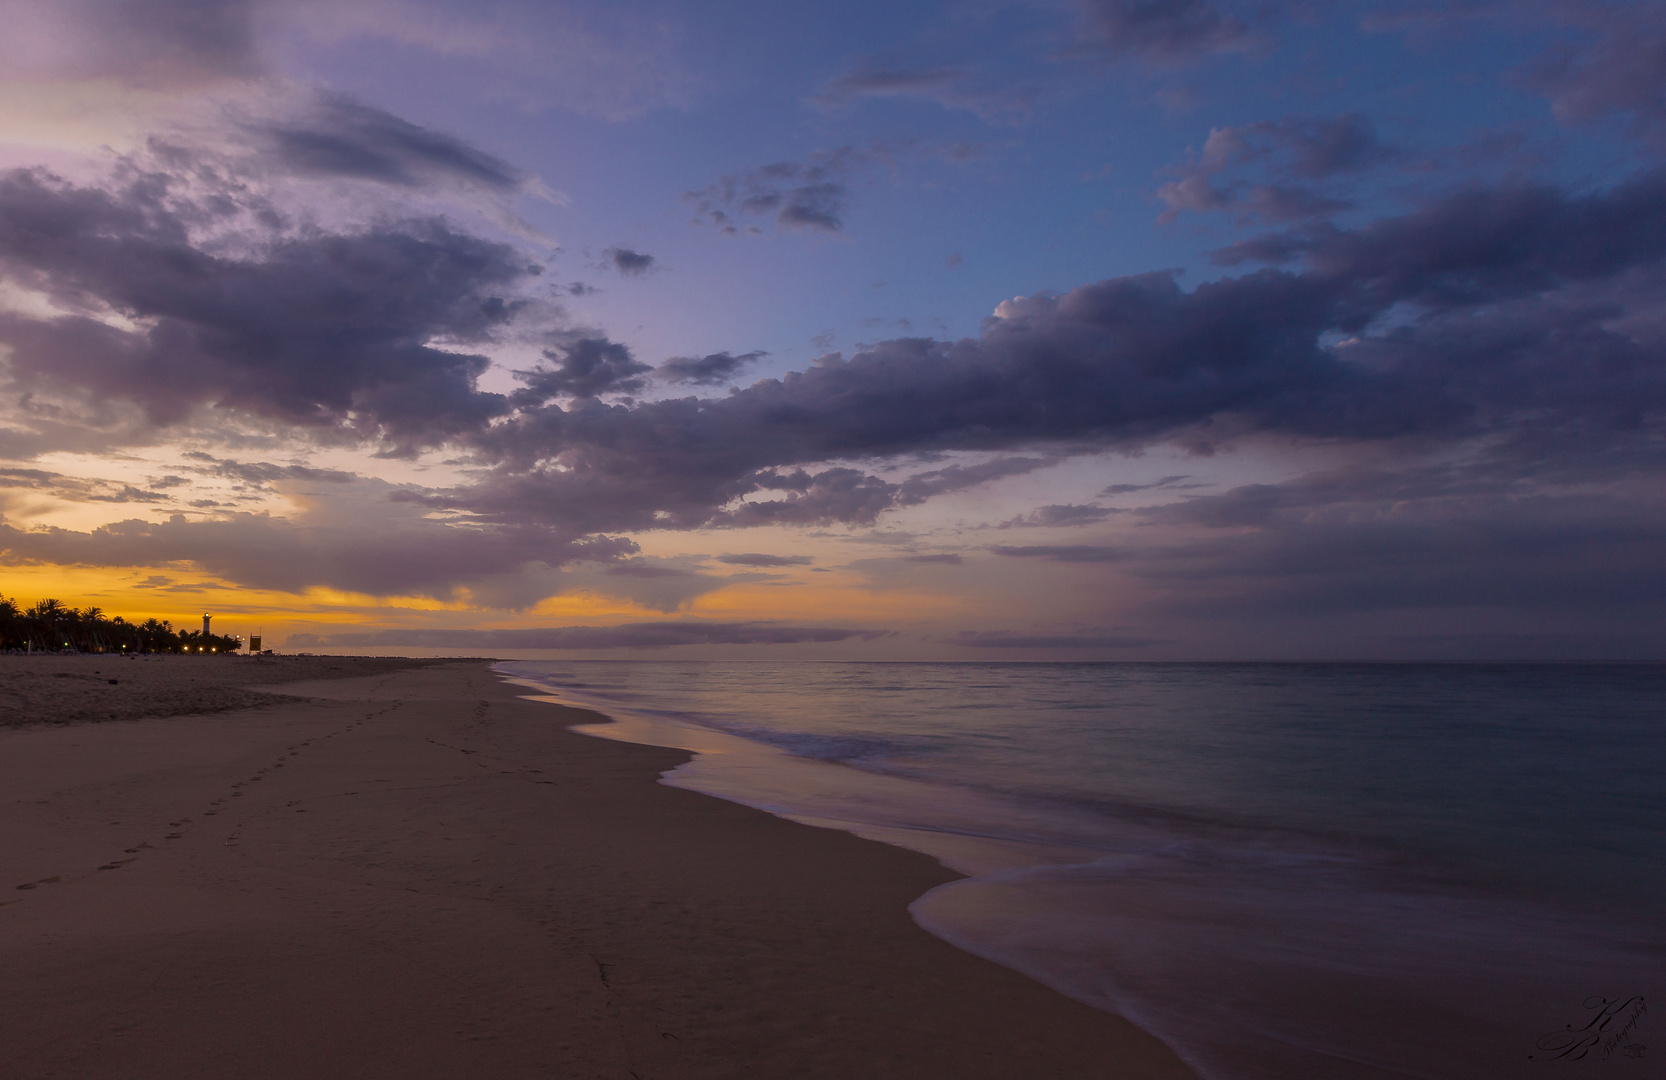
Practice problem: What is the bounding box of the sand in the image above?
[0,653,462,727]
[0,657,1196,1079]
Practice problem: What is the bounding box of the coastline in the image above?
[0,657,1196,1078]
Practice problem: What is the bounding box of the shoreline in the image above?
[0,657,1197,1078]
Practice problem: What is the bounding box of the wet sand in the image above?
[0,658,1196,1078]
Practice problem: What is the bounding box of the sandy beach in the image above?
[0,656,1195,1079]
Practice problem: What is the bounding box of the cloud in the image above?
[1071,0,1263,67]
[1100,473,1200,495]
[180,452,357,487]
[286,621,892,650]
[1115,469,1666,636]
[602,247,655,277]
[1208,167,1666,309]
[895,456,1059,505]
[0,167,530,448]
[811,63,1034,123]
[721,467,902,527]
[0,466,178,506]
[715,553,814,567]
[511,339,653,401]
[685,146,877,235]
[947,628,1161,648]
[393,167,1666,541]
[990,544,1129,562]
[238,94,541,196]
[6,144,1666,627]
[657,350,765,385]
[0,501,637,604]
[1158,114,1395,224]
[997,504,1121,528]
[558,557,729,612]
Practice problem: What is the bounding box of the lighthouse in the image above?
[203,614,212,636]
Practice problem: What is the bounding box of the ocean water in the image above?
[495,661,1665,1080]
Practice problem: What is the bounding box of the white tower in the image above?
[203,614,212,636]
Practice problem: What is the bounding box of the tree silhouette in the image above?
[0,596,244,654]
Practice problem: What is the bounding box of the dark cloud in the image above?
[86,485,172,504]
[512,339,653,401]
[0,467,75,491]
[722,467,901,527]
[1101,474,1203,495]
[811,63,1034,123]
[895,456,1058,505]
[603,247,656,277]
[180,452,357,487]
[990,545,1130,562]
[1072,0,1262,66]
[1111,470,1666,644]
[1210,168,1666,307]
[0,509,636,603]
[242,96,534,195]
[715,553,814,567]
[997,504,1121,528]
[286,621,891,650]
[1158,114,1395,224]
[685,147,873,235]
[0,168,530,449]
[404,167,1666,539]
[657,350,766,385]
[606,562,693,578]
[901,553,963,564]
[816,64,966,102]
[7,144,1666,631]
[0,466,173,505]
[947,629,1161,648]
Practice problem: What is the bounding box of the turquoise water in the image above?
[498,661,1666,1080]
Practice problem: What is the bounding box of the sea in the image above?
[495,660,1665,1080]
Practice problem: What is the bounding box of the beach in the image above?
[0,656,1195,1079]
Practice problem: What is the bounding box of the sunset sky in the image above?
[1,0,1662,659]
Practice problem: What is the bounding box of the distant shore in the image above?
[0,657,1195,1078]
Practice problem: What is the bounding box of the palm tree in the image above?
[138,617,171,653]
[77,606,110,652]
[0,594,20,650]
[25,599,67,651]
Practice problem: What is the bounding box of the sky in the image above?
[0,0,1663,660]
